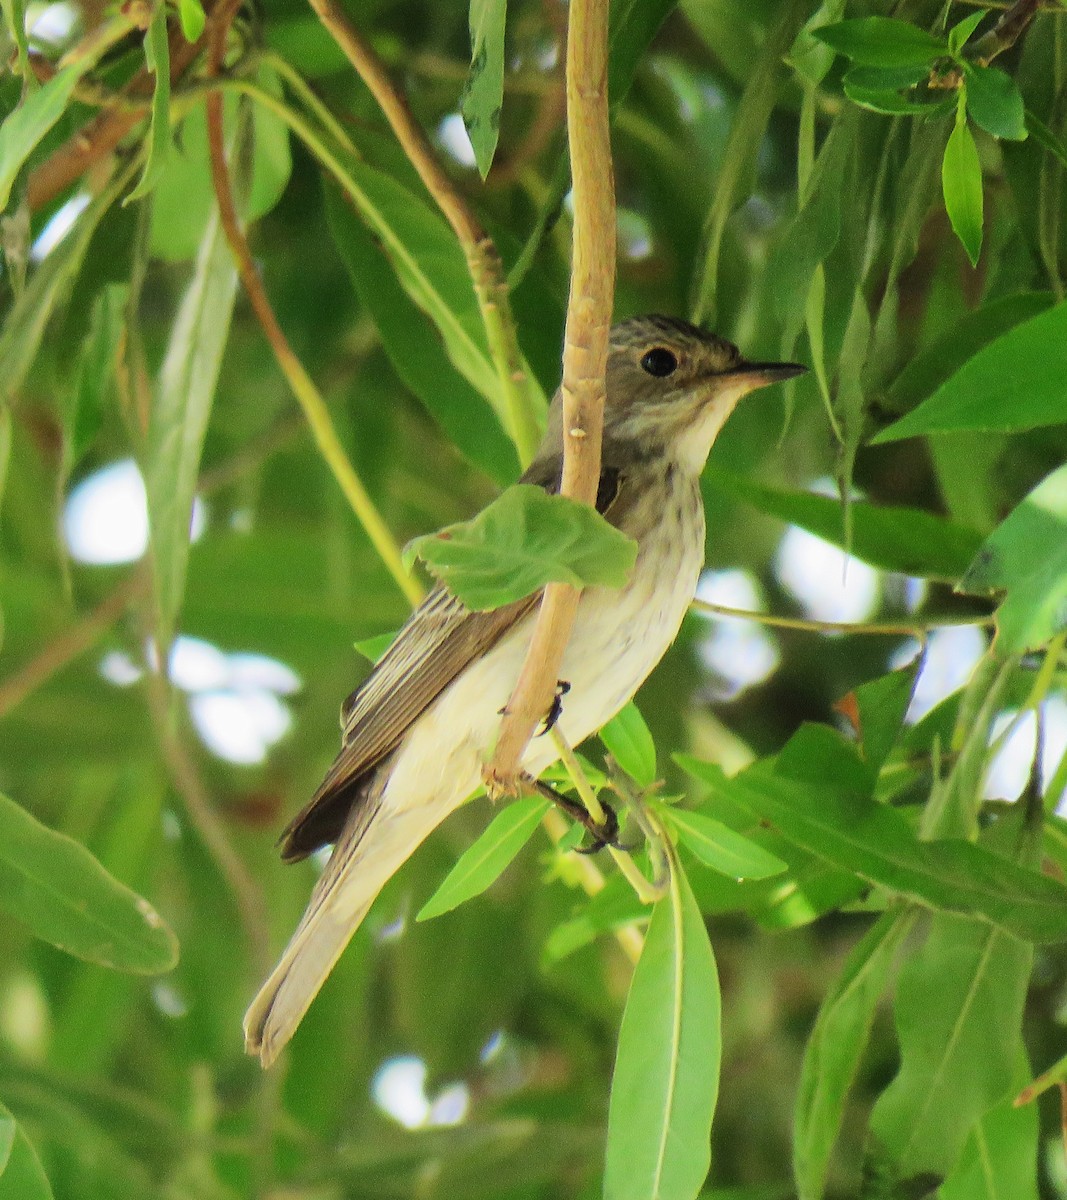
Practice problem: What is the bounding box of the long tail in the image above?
[244,785,448,1067]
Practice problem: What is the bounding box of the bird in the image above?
[244,314,805,1066]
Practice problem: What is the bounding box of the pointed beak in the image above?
[728,360,808,388]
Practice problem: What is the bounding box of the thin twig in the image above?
[487,0,616,789]
[203,41,421,607]
[689,597,995,637]
[0,570,146,720]
[300,0,542,464]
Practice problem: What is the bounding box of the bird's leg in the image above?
[537,680,571,736]
[530,778,620,853]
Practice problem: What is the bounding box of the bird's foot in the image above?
[537,680,571,736]
[531,778,621,853]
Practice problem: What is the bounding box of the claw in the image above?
[532,778,621,851]
[538,680,571,736]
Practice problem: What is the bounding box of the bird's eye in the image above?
[640,347,678,377]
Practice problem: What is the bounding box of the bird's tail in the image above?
[244,785,446,1067]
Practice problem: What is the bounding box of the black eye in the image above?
[640,347,678,377]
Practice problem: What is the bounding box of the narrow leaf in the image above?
[874,298,1067,440]
[462,0,506,178]
[0,1102,52,1200]
[0,64,87,211]
[178,0,205,40]
[668,808,787,881]
[353,630,399,664]
[605,859,720,1200]
[964,64,1027,141]
[681,759,1067,943]
[794,911,912,1200]
[145,208,238,649]
[417,795,548,921]
[404,484,637,611]
[0,791,178,973]
[812,18,946,67]
[1025,109,1067,168]
[600,701,656,787]
[942,104,984,266]
[124,6,171,203]
[947,9,987,55]
[869,914,1031,1180]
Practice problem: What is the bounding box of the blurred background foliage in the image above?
[3,0,1067,1196]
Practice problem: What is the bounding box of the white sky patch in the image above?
[99,649,143,687]
[372,1055,470,1129]
[31,192,89,261]
[189,689,292,766]
[437,114,477,168]
[889,626,988,723]
[694,568,779,699]
[168,636,230,691]
[774,526,880,625]
[28,1,78,46]
[63,459,206,566]
[985,697,1067,807]
[618,209,653,261]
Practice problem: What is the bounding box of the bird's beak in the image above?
[728,360,808,389]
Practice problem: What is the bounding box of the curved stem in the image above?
[690,597,994,637]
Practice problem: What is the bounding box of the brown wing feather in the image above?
[279,456,625,861]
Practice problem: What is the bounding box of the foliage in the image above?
[2,0,1067,1198]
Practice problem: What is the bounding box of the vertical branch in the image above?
[487,0,616,787]
[301,0,543,464]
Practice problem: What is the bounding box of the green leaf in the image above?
[680,759,1067,943]
[940,1072,1039,1200]
[604,859,720,1200]
[353,630,399,664]
[851,662,918,773]
[942,102,984,266]
[124,6,171,203]
[178,0,205,41]
[959,463,1067,651]
[964,64,1027,141]
[323,182,518,485]
[462,0,506,178]
[869,914,1031,1180]
[0,63,91,211]
[544,873,649,961]
[417,795,548,921]
[0,792,178,973]
[404,484,637,611]
[600,701,656,787]
[843,80,953,117]
[947,9,987,56]
[793,911,912,1200]
[145,208,238,650]
[705,468,983,582]
[667,808,787,880]
[0,1102,52,1200]
[62,283,127,483]
[0,0,34,92]
[873,298,1067,440]
[812,18,946,68]
[608,0,679,105]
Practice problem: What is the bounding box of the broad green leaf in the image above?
[462,0,506,178]
[124,6,171,203]
[793,911,913,1200]
[417,795,548,921]
[942,103,984,266]
[667,808,786,880]
[1025,109,1067,168]
[850,662,918,773]
[681,759,1067,943]
[875,297,1067,441]
[947,9,987,55]
[886,291,1054,416]
[812,18,945,67]
[843,64,937,91]
[150,70,292,261]
[788,0,847,88]
[605,859,720,1200]
[964,64,1027,141]
[0,1102,51,1200]
[843,71,952,116]
[0,791,178,973]
[600,701,656,787]
[323,182,518,485]
[959,463,1067,651]
[0,63,92,211]
[940,1071,1039,1200]
[145,207,238,650]
[869,914,1031,1180]
[544,873,649,961]
[178,0,205,41]
[404,484,637,611]
[704,468,983,581]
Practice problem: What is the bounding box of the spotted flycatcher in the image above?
[245,314,804,1065]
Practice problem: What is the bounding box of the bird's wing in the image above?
[280,458,624,861]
